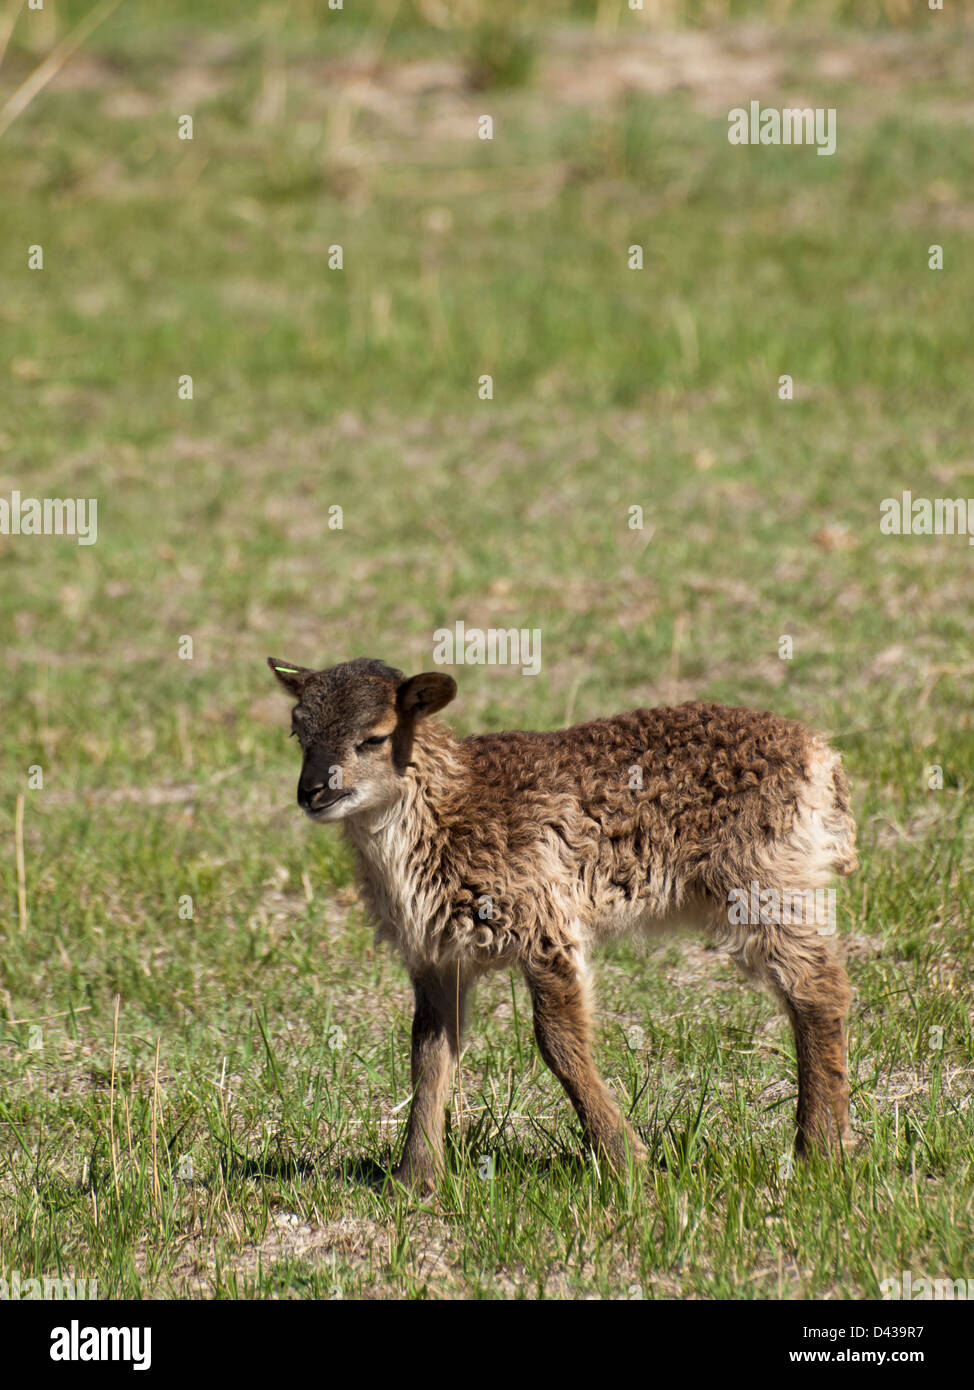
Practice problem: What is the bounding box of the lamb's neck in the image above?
[344,718,462,865]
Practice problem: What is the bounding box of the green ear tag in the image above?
[275,667,300,674]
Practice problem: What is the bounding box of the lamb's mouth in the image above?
[305,791,352,819]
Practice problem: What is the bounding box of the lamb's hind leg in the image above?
[525,953,646,1168]
[729,921,852,1156]
[786,970,851,1157]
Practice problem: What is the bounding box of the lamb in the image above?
[269,655,858,1191]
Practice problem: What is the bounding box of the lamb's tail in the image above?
[800,741,859,881]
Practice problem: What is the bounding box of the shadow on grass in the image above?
[224,1124,661,1192]
[224,1145,393,1188]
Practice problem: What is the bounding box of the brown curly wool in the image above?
[269,656,858,1189]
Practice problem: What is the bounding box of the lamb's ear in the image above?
[267,657,312,698]
[397,672,457,719]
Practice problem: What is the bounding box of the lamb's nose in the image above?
[298,780,327,810]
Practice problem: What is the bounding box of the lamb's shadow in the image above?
[228,1140,645,1193]
[226,1151,320,1182]
[226,1147,392,1189]
[339,1146,597,1195]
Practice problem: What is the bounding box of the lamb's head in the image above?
[268,656,456,822]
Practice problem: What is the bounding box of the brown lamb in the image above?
[269,655,858,1190]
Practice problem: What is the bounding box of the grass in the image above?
[0,3,972,1298]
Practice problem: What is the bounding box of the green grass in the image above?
[0,4,972,1298]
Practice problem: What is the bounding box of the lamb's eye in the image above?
[358,734,389,750]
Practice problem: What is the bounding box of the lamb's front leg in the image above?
[392,967,467,1192]
[526,955,647,1169]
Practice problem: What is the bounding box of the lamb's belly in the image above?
[586,873,708,940]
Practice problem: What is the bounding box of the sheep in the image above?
[269,655,857,1190]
